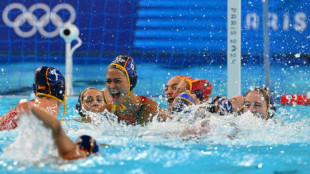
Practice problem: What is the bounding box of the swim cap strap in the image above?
[107,56,137,114]
[171,93,194,114]
[103,88,108,104]
[258,87,271,120]
[107,63,132,113]
[111,94,129,113]
[34,66,67,122]
[175,96,194,105]
[36,92,66,122]
[235,106,244,113]
[79,88,87,106]
[185,78,200,93]
[107,63,131,94]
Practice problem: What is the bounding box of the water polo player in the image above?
[0,66,66,131]
[171,92,196,114]
[243,87,276,120]
[105,55,170,125]
[16,100,99,160]
[170,77,212,114]
[76,87,108,122]
[165,76,191,114]
[172,77,213,104]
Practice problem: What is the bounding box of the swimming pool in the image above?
[0,95,309,173]
[0,0,309,172]
[1,60,310,98]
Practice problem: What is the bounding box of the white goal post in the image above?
[227,0,241,98]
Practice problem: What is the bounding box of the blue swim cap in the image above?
[205,96,233,115]
[217,98,233,115]
[33,66,66,103]
[77,135,99,156]
[172,93,195,113]
[107,55,138,91]
[33,66,66,121]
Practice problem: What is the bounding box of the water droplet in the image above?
[257,163,263,168]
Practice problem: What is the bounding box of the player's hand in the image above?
[16,99,33,115]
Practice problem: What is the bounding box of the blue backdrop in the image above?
[0,0,309,96]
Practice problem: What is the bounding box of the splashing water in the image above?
[0,113,57,163]
[62,105,310,147]
[0,101,309,173]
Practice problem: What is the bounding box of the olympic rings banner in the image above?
[2,3,76,38]
[0,0,309,60]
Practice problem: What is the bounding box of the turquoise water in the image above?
[1,61,310,98]
[0,96,309,173]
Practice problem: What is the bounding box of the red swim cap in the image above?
[174,76,191,81]
[184,78,212,101]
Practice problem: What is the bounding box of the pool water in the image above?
[0,96,309,173]
[1,61,310,98]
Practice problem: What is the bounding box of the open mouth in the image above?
[111,92,121,101]
[167,97,175,104]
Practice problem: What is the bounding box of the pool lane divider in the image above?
[280,93,310,105]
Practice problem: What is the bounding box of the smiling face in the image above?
[106,68,129,105]
[243,91,268,119]
[165,77,182,108]
[82,89,104,112]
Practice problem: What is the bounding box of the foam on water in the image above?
[0,113,57,162]
[0,105,309,172]
[62,106,310,148]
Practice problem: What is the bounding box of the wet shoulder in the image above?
[137,96,159,123]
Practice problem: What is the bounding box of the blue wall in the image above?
[135,0,310,55]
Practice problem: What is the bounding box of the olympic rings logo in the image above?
[2,3,76,38]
